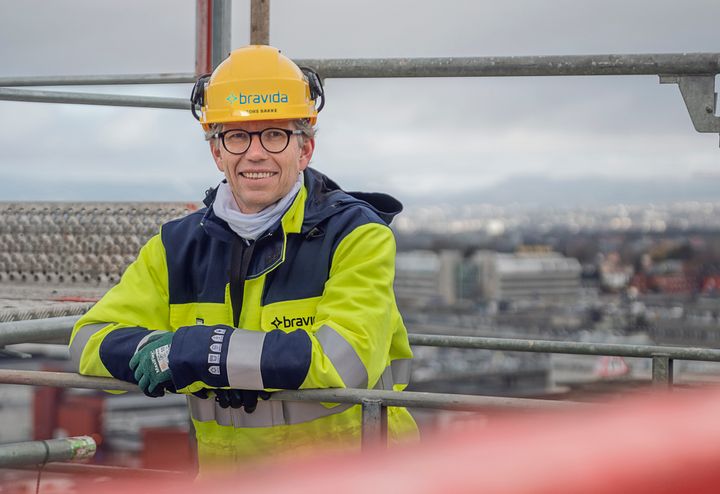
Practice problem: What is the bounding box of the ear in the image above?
[209,141,224,173]
[297,138,315,172]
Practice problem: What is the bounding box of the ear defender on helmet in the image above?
[300,67,325,113]
[190,73,212,122]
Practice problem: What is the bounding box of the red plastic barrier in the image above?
[88,386,720,494]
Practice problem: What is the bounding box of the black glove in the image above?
[214,389,271,413]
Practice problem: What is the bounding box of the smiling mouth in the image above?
[240,171,277,179]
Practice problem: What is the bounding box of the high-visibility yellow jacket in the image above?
[69,168,417,466]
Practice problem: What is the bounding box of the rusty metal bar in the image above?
[195,0,213,75]
[251,0,270,45]
[195,0,232,75]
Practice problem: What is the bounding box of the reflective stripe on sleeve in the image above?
[315,324,368,389]
[68,323,109,372]
[187,394,352,428]
[135,330,171,352]
[282,401,353,424]
[374,360,411,390]
[186,360,410,428]
[390,358,412,386]
[226,330,266,389]
[375,365,394,390]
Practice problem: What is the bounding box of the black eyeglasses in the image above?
[213,128,304,155]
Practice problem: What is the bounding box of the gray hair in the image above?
[205,119,317,149]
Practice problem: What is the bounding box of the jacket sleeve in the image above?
[167,221,408,394]
[68,233,172,384]
[301,222,398,390]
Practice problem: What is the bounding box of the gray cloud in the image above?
[0,0,718,203]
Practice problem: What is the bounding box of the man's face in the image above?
[211,119,315,214]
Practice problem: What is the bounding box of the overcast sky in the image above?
[0,0,718,205]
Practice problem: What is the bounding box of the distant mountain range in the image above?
[401,175,720,208]
[5,173,720,208]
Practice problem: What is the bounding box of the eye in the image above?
[263,129,285,141]
[225,131,250,143]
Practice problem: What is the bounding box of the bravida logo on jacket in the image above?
[270,315,316,330]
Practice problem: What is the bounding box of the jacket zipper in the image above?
[229,237,256,328]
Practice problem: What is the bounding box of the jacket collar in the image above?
[201,169,403,238]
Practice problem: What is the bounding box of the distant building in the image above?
[395,250,462,307]
[631,260,696,295]
[396,249,582,307]
[477,251,582,303]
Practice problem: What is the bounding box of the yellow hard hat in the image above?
[191,45,324,129]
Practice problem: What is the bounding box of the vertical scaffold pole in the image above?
[361,398,388,451]
[251,0,270,45]
[196,0,233,75]
[652,354,674,388]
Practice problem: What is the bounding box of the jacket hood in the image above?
[302,168,403,231]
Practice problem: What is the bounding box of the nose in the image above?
[244,133,268,160]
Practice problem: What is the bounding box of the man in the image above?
[68,45,417,468]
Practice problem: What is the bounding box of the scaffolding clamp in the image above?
[660,74,720,145]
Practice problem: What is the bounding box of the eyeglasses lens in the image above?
[222,129,290,154]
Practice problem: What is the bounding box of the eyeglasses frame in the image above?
[212,128,305,155]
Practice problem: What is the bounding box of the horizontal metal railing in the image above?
[1,53,719,87]
[0,436,96,468]
[409,333,720,362]
[0,368,579,412]
[0,73,196,86]
[1,53,718,111]
[0,366,589,453]
[1,315,716,450]
[4,315,720,361]
[0,88,187,110]
[0,316,85,345]
[1,316,716,385]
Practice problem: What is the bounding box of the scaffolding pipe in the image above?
[251,0,270,45]
[211,0,232,69]
[0,369,137,392]
[298,53,720,78]
[3,316,720,363]
[0,88,187,110]
[408,334,720,362]
[361,398,387,450]
[11,462,189,479]
[1,53,718,88]
[274,388,586,411]
[0,436,95,468]
[0,73,196,87]
[195,0,213,75]
[0,316,79,346]
[0,369,582,411]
